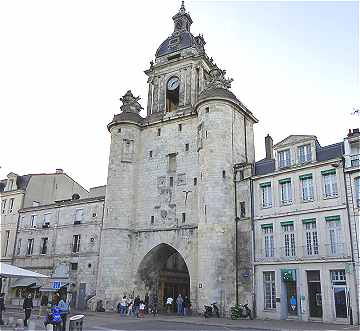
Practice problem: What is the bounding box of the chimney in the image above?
[265,134,273,159]
[55,168,64,174]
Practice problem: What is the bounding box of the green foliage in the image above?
[230,304,242,320]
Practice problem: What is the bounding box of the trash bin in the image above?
[69,314,84,331]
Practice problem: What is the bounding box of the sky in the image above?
[0,0,358,189]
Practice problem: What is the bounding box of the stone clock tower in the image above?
[96,1,258,314]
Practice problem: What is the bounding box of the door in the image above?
[286,281,297,316]
[307,271,323,318]
[333,286,348,319]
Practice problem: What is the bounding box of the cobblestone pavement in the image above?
[1,310,358,331]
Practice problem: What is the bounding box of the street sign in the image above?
[52,281,61,290]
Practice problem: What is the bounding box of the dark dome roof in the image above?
[107,112,143,131]
[156,31,196,57]
[198,88,239,103]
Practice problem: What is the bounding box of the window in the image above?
[71,263,78,271]
[40,237,48,255]
[327,218,341,255]
[300,175,314,202]
[205,107,209,113]
[322,170,337,198]
[240,202,246,218]
[260,183,272,208]
[278,149,291,168]
[149,150,153,158]
[262,225,274,258]
[9,198,14,213]
[185,143,189,151]
[279,179,292,204]
[43,213,51,226]
[1,199,6,214]
[282,223,295,257]
[222,170,226,178]
[74,209,83,224]
[72,235,81,253]
[355,178,360,207]
[193,178,197,186]
[3,230,10,257]
[169,177,174,187]
[30,215,37,227]
[151,216,154,225]
[157,128,161,136]
[331,270,346,284]
[7,179,14,191]
[182,212,186,223]
[178,124,182,131]
[118,128,121,133]
[16,239,21,255]
[26,239,34,255]
[263,271,276,309]
[298,144,312,163]
[168,154,177,172]
[303,221,319,256]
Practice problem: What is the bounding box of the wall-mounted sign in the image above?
[52,281,61,290]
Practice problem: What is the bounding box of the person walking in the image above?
[133,295,140,318]
[183,296,191,316]
[152,294,158,316]
[58,297,69,331]
[166,296,173,313]
[119,296,127,317]
[23,293,33,327]
[139,300,145,318]
[0,293,5,325]
[144,293,149,314]
[176,294,183,316]
[127,300,134,317]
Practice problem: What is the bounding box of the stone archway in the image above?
[136,243,190,310]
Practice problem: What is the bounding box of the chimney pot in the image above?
[56,169,63,174]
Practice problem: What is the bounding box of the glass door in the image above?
[333,286,348,319]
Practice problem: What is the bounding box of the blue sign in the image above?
[52,281,61,290]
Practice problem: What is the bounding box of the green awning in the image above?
[261,223,273,229]
[260,182,271,188]
[302,218,316,224]
[321,169,336,176]
[325,215,340,222]
[299,174,313,180]
[280,220,293,226]
[279,178,291,184]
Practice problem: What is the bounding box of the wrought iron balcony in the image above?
[326,243,345,257]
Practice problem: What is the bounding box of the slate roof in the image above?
[198,88,239,103]
[156,31,196,57]
[0,175,32,193]
[254,141,343,176]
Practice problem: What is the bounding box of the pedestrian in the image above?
[58,296,69,331]
[133,295,140,318]
[166,296,173,313]
[44,303,62,331]
[127,300,134,317]
[139,300,145,318]
[144,293,149,314]
[23,293,33,327]
[176,294,183,316]
[152,294,158,316]
[183,296,191,316]
[0,293,5,325]
[119,296,127,317]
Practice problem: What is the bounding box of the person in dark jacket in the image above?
[0,293,5,325]
[23,294,33,327]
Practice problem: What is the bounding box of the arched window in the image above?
[166,76,180,112]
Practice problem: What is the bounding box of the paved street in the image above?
[1,310,358,331]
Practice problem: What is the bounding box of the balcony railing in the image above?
[350,154,360,167]
[256,243,346,262]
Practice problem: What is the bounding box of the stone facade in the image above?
[253,134,359,324]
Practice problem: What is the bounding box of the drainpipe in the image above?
[342,157,359,325]
[250,164,256,318]
[233,165,239,307]
[11,193,25,264]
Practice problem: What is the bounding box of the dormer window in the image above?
[298,144,312,164]
[278,149,291,168]
[6,178,15,191]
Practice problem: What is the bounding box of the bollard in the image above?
[28,319,36,331]
[69,314,84,331]
[46,324,54,331]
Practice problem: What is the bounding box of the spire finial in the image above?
[180,1,186,13]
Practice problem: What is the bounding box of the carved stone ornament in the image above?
[203,65,234,92]
[119,90,143,113]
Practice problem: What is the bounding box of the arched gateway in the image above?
[136,244,190,308]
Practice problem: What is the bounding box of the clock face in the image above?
[167,77,180,91]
